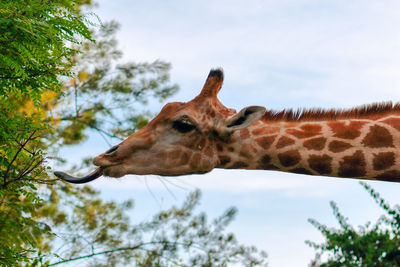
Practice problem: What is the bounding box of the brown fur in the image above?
[218,155,231,166]
[288,167,313,175]
[308,154,332,175]
[303,137,327,151]
[258,155,271,168]
[382,117,400,131]
[229,161,249,169]
[276,136,295,149]
[262,102,400,122]
[362,125,394,148]
[278,150,301,167]
[256,135,277,149]
[328,121,366,139]
[373,152,395,171]
[286,124,322,138]
[375,170,400,182]
[328,140,352,153]
[338,150,366,177]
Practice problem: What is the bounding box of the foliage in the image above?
[49,20,179,149]
[307,182,400,267]
[0,0,94,101]
[0,1,267,266]
[0,0,93,264]
[32,187,267,266]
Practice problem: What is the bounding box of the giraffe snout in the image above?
[93,145,121,167]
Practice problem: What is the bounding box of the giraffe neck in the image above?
[216,113,400,182]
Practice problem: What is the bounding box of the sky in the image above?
[59,1,400,266]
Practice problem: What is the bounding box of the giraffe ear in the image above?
[224,106,266,132]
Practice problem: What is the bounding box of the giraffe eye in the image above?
[172,120,196,133]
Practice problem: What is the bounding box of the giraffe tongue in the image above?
[54,168,103,184]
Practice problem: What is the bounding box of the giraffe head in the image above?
[92,69,265,178]
[55,69,264,182]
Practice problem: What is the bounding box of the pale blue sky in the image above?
[59,1,400,266]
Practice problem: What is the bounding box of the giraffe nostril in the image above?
[104,145,119,157]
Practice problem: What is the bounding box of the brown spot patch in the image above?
[328,140,352,153]
[257,155,279,170]
[327,120,366,139]
[155,151,167,160]
[256,135,277,149]
[216,143,223,152]
[338,150,366,177]
[265,164,279,170]
[200,158,211,169]
[278,150,301,167]
[375,170,400,182]
[252,127,279,135]
[303,137,327,151]
[286,124,322,139]
[240,129,250,139]
[288,168,313,175]
[179,152,190,165]
[308,154,332,175]
[382,117,400,131]
[373,152,395,171]
[276,136,295,149]
[362,125,394,148]
[190,153,202,168]
[204,146,214,158]
[258,155,270,168]
[229,161,249,169]
[218,155,231,167]
[168,150,181,160]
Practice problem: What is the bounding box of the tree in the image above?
[33,186,267,266]
[48,20,179,149]
[0,0,94,101]
[0,0,93,264]
[0,1,268,266]
[307,182,400,267]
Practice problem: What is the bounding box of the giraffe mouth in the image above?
[54,167,103,184]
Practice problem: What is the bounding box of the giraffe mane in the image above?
[262,102,400,121]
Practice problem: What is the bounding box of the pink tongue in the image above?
[54,168,103,184]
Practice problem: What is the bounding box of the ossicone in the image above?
[198,68,224,98]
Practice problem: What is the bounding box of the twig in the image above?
[74,82,78,118]
[1,158,44,189]
[157,177,177,200]
[12,138,35,155]
[48,245,142,266]
[88,125,123,141]
[3,130,37,186]
[94,128,111,146]
[48,241,205,266]
[60,117,124,141]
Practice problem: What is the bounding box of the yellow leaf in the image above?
[78,71,89,82]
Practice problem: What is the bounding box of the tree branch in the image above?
[48,241,205,266]
[48,245,142,266]
[60,116,124,141]
[3,130,37,186]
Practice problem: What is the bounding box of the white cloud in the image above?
[94,0,400,114]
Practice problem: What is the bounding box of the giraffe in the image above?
[54,69,400,184]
